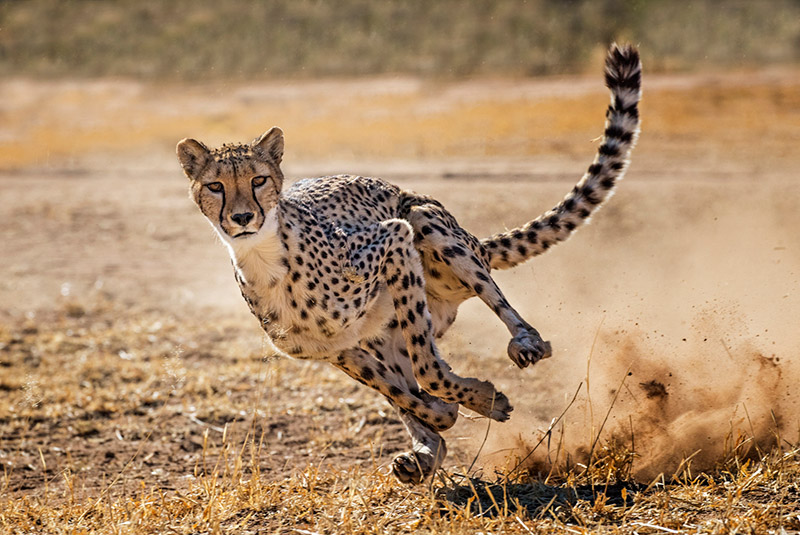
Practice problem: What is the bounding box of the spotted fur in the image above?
[484,44,642,269]
[176,44,641,484]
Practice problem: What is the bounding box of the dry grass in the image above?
[6,447,800,534]
[2,300,800,534]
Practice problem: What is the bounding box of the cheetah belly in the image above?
[259,284,395,358]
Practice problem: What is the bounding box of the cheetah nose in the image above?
[231,212,254,226]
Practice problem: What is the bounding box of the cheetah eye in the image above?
[206,182,224,193]
[252,175,268,188]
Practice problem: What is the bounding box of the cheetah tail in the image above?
[482,43,641,271]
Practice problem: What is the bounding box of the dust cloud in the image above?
[455,177,800,481]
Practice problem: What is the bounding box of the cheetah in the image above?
[176,44,641,484]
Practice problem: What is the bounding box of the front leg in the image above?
[332,348,458,432]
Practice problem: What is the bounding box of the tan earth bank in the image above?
[1,68,799,532]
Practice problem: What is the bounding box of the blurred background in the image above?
[2,0,800,169]
[2,0,800,79]
[1,0,799,496]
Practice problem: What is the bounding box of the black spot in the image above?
[622,103,639,119]
[430,223,447,234]
[604,125,625,139]
[361,367,375,382]
[582,186,601,205]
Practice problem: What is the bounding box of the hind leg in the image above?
[391,408,447,484]
[407,203,553,368]
[345,219,513,421]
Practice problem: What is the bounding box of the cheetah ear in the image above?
[253,127,284,165]
[176,138,210,179]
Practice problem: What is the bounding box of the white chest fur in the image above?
[224,208,287,288]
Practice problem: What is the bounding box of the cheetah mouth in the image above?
[232,231,257,238]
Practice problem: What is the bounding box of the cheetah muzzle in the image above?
[176,43,642,484]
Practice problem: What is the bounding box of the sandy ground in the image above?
[1,68,799,500]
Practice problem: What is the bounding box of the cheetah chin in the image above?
[176,43,641,484]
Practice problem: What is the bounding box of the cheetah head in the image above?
[176,127,284,241]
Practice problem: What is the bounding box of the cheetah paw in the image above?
[459,378,514,422]
[392,443,446,485]
[508,330,552,369]
[392,452,425,484]
[485,389,513,422]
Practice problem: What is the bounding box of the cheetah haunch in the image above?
[177,44,641,484]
